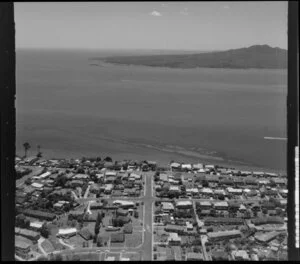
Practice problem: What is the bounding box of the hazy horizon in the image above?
[15,2,287,50]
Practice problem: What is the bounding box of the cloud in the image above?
[150,10,162,17]
[223,5,230,9]
[161,3,167,7]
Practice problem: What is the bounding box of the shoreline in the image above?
[16,148,286,175]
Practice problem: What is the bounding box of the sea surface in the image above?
[16,49,287,172]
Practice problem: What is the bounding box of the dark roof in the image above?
[79,228,93,240]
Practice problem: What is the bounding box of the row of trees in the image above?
[22,142,42,158]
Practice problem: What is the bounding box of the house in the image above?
[31,182,44,190]
[165,225,186,233]
[110,232,125,243]
[214,189,226,196]
[169,185,180,193]
[204,217,244,226]
[176,201,193,209]
[73,174,89,180]
[161,202,175,212]
[255,231,281,243]
[200,188,213,196]
[212,250,228,261]
[104,184,114,194]
[199,201,212,209]
[181,164,192,171]
[170,162,181,170]
[186,222,193,231]
[232,250,250,260]
[227,187,243,195]
[78,228,93,240]
[113,200,135,208]
[193,163,204,170]
[29,221,43,231]
[22,209,56,221]
[117,208,129,216]
[251,216,284,226]
[207,230,242,242]
[15,227,40,242]
[32,171,51,180]
[214,201,228,210]
[167,232,181,245]
[159,174,169,182]
[15,238,31,258]
[186,252,204,261]
[57,228,77,238]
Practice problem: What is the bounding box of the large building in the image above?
[207,230,242,242]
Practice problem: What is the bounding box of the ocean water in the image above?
[16,49,287,172]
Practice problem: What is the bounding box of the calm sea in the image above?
[16,49,287,172]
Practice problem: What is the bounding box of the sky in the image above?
[15,2,288,51]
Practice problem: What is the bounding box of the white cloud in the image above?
[223,5,230,9]
[150,10,162,17]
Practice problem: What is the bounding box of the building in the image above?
[207,230,242,242]
[204,217,244,226]
[251,217,284,226]
[15,227,40,242]
[31,182,44,190]
[161,202,175,212]
[186,252,204,261]
[199,201,212,209]
[167,232,181,245]
[29,221,43,231]
[255,231,281,243]
[78,228,93,240]
[227,187,243,195]
[57,228,77,238]
[176,201,193,209]
[113,200,135,208]
[21,209,56,221]
[165,225,186,233]
[232,250,250,260]
[214,201,229,210]
[117,208,129,216]
[15,238,31,259]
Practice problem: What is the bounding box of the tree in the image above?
[104,156,112,162]
[23,142,31,158]
[37,145,42,158]
[40,223,50,238]
[202,180,209,188]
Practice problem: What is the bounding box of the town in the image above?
[15,155,288,261]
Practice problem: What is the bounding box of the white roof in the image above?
[198,169,206,173]
[31,182,44,188]
[227,187,243,193]
[182,164,192,169]
[57,228,77,235]
[201,188,213,193]
[170,162,181,168]
[30,222,43,228]
[33,171,51,179]
[131,173,141,179]
[170,185,180,191]
[113,200,135,206]
[279,189,288,193]
[205,165,215,169]
[176,201,192,206]
[214,201,228,207]
[243,188,251,193]
[96,174,104,178]
[73,174,89,179]
[193,163,203,169]
[106,257,115,261]
[105,171,117,176]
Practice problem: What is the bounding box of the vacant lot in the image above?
[125,232,143,248]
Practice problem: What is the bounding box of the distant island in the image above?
[96,45,287,69]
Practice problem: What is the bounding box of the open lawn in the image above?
[125,232,143,248]
[122,251,142,260]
